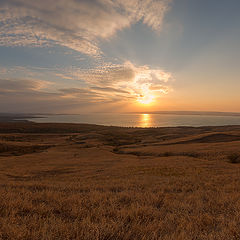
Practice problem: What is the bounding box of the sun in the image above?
[133,72,156,105]
[137,94,155,105]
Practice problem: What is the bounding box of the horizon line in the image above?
[1,110,240,117]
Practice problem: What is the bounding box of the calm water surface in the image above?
[29,113,240,127]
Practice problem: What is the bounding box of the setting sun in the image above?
[132,69,160,106]
[137,94,155,105]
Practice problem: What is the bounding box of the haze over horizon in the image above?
[0,0,240,113]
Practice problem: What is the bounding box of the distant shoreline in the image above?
[0,113,42,123]
[2,110,240,118]
[1,111,240,127]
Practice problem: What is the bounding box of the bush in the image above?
[228,153,240,163]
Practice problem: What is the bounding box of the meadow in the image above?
[0,122,240,239]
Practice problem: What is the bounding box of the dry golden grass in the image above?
[1,123,240,239]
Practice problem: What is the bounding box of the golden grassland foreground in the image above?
[0,123,240,239]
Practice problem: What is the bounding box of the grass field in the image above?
[0,122,240,239]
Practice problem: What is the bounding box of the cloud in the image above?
[90,86,130,94]
[0,78,50,93]
[58,88,107,101]
[0,0,171,56]
[53,61,173,107]
[0,61,173,112]
[71,61,173,98]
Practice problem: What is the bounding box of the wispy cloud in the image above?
[67,61,173,100]
[0,0,171,56]
[0,61,173,112]
[0,78,50,93]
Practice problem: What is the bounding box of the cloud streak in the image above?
[0,61,173,112]
[0,78,50,93]
[68,61,173,100]
[0,0,171,56]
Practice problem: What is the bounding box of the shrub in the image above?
[228,153,240,163]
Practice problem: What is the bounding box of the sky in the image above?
[0,0,240,113]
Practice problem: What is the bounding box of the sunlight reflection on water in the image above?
[139,114,152,128]
[30,113,240,127]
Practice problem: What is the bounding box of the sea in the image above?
[28,113,240,128]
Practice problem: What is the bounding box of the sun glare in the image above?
[137,94,155,105]
[133,72,156,105]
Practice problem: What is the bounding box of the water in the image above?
[28,113,240,127]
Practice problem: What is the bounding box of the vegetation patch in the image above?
[101,131,141,146]
[130,166,185,177]
[227,153,240,163]
[0,143,52,156]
